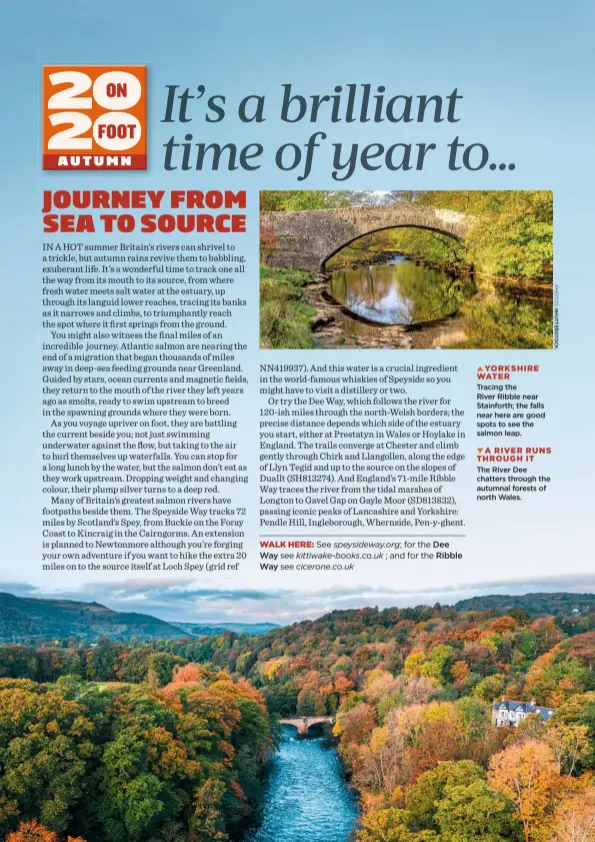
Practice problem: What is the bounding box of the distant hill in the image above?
[173,622,280,637]
[1,589,591,645]
[0,592,187,643]
[454,592,595,616]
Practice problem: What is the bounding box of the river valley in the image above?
[243,725,359,842]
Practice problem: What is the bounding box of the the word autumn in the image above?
[42,189,247,234]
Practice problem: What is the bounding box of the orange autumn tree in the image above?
[566,631,595,671]
[524,648,590,707]
[162,661,211,689]
[6,821,88,842]
[6,822,56,842]
[487,616,518,634]
[488,740,561,842]
[334,702,378,762]
[6,821,56,842]
[550,785,595,842]
[450,660,471,689]
[334,671,355,699]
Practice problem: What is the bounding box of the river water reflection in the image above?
[320,255,552,349]
[328,256,474,325]
[243,726,359,842]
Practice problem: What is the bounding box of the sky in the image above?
[3,574,595,625]
[0,0,594,625]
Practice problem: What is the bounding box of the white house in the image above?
[491,698,555,728]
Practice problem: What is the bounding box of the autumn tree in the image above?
[472,673,507,703]
[146,653,188,688]
[335,702,377,747]
[353,725,411,795]
[524,651,589,707]
[551,692,595,771]
[566,631,595,670]
[404,645,453,683]
[0,683,94,836]
[544,721,591,775]
[488,740,561,842]
[487,616,518,634]
[514,713,546,742]
[6,821,57,842]
[434,779,522,842]
[405,760,486,832]
[450,660,471,690]
[357,807,435,842]
[260,190,349,212]
[188,779,227,842]
[550,786,595,842]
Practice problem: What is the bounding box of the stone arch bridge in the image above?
[261,204,471,273]
[279,716,334,737]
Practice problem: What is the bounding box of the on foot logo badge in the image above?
[42,66,147,170]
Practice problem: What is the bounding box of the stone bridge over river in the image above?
[279,716,334,736]
[261,204,471,273]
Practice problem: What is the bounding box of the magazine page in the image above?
[0,2,593,841]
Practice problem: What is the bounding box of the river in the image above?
[330,255,473,325]
[315,255,552,349]
[243,726,359,842]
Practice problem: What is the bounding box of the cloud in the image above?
[388,573,595,600]
[0,582,37,594]
[86,579,286,602]
[1,573,594,625]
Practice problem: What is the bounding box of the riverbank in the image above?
[260,264,317,349]
[260,259,553,350]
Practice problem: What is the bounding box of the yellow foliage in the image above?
[403,652,426,676]
[370,726,389,753]
[260,657,289,681]
[488,740,561,842]
[478,633,500,651]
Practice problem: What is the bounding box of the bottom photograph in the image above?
[0,588,592,842]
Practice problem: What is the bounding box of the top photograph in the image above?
[260,190,553,350]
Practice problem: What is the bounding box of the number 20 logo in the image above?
[42,66,147,170]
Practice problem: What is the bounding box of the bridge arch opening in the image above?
[320,224,465,273]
